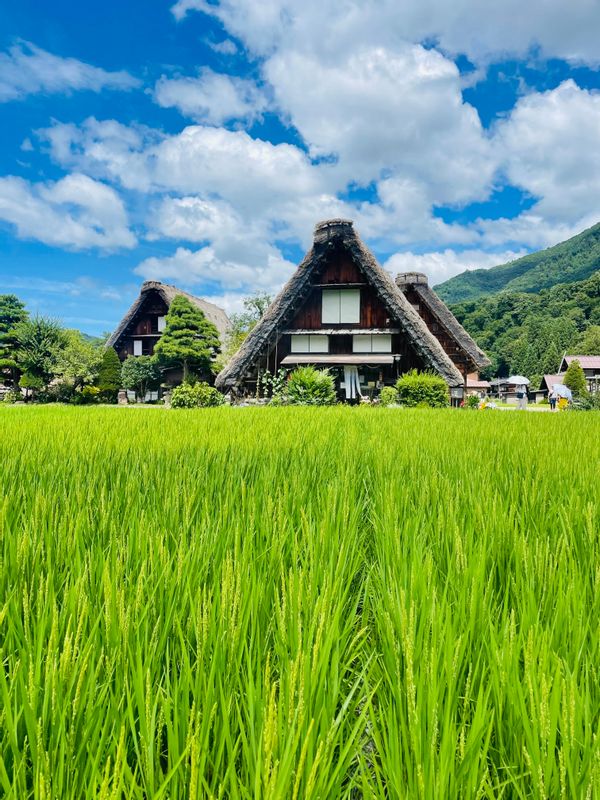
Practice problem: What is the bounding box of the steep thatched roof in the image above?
[107,281,230,348]
[396,272,491,370]
[215,220,464,391]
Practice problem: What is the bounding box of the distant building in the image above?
[107,280,229,388]
[533,356,600,402]
[216,219,491,402]
[559,355,600,393]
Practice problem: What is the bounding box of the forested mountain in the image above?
[451,271,600,383]
[436,222,600,304]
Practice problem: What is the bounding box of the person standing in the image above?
[516,384,528,410]
[549,390,557,411]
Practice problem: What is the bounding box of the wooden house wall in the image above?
[116,292,169,360]
[403,287,473,372]
[289,256,392,330]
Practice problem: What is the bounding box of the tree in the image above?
[121,356,160,401]
[154,296,220,381]
[0,294,29,386]
[19,372,44,400]
[0,294,28,334]
[563,359,587,396]
[98,347,122,401]
[56,329,103,390]
[575,325,600,355]
[11,316,66,386]
[226,291,272,357]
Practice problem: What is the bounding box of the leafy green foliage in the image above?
[171,382,225,408]
[563,359,587,396]
[0,295,29,386]
[451,270,600,380]
[19,372,44,391]
[0,294,28,334]
[436,221,600,303]
[226,291,272,357]
[11,316,67,385]
[378,386,398,406]
[97,347,122,401]
[56,329,103,389]
[121,355,160,401]
[285,366,336,405]
[154,295,221,380]
[575,324,600,355]
[396,369,449,407]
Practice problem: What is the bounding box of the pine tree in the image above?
[98,347,122,401]
[563,359,587,396]
[540,340,561,375]
[154,296,220,381]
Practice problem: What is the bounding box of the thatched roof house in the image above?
[395,272,490,374]
[107,280,229,361]
[216,220,473,399]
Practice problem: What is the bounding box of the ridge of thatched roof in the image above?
[107,281,230,348]
[215,220,464,391]
[396,272,491,370]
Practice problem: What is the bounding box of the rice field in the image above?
[1,405,599,799]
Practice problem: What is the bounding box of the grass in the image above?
[1,405,599,799]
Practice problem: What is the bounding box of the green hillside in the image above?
[436,221,600,303]
[451,270,600,382]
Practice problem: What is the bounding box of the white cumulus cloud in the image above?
[0,173,136,249]
[154,68,268,124]
[0,40,139,102]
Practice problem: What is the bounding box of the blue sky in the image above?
[1,1,600,334]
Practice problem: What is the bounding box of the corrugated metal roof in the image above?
[563,355,600,369]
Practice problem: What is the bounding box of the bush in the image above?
[171,382,225,409]
[196,383,225,407]
[466,394,480,409]
[285,367,336,405]
[378,386,398,406]
[396,370,449,408]
[98,347,122,402]
[569,392,600,411]
[171,383,198,408]
[39,382,77,404]
[2,389,21,403]
[563,359,588,397]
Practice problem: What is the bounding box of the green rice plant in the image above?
[0,405,599,798]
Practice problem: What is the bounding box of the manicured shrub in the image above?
[395,369,449,408]
[285,366,336,405]
[170,383,198,408]
[378,386,398,406]
[466,394,481,409]
[196,383,225,407]
[171,382,225,408]
[98,347,122,402]
[564,359,588,396]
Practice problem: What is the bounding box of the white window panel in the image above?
[353,335,372,353]
[322,288,361,323]
[352,334,393,353]
[133,339,143,356]
[322,290,340,324]
[291,334,329,353]
[291,334,310,353]
[309,335,329,353]
[373,334,392,352]
[157,316,166,332]
[340,289,360,323]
